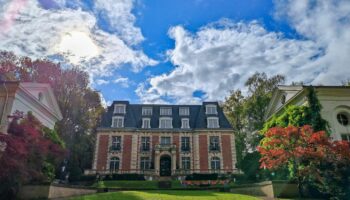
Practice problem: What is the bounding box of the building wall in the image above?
[267,87,350,142]
[93,130,236,175]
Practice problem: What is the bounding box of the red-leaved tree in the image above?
[0,112,66,199]
[258,125,350,199]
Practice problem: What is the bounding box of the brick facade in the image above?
[96,135,109,171]
[221,134,233,171]
[122,135,132,170]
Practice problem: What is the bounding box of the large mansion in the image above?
[88,101,237,178]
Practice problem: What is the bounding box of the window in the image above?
[179,107,190,115]
[337,113,349,126]
[281,94,286,104]
[142,118,151,128]
[207,117,219,128]
[206,105,217,115]
[140,157,150,170]
[181,118,190,129]
[159,117,172,128]
[111,136,121,151]
[38,92,43,102]
[341,134,350,142]
[181,137,190,151]
[114,104,126,114]
[109,157,120,172]
[160,107,172,115]
[141,137,150,151]
[161,136,171,145]
[112,116,124,128]
[182,157,191,170]
[142,107,152,115]
[211,157,220,170]
[209,136,220,151]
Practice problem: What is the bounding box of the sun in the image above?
[56,31,99,64]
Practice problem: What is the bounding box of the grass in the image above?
[97,180,159,189]
[69,190,259,200]
[93,180,236,189]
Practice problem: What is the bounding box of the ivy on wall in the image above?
[261,86,329,134]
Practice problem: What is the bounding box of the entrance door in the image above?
[160,155,171,176]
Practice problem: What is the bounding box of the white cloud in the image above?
[0,0,157,80]
[95,79,110,85]
[138,0,350,103]
[113,77,130,88]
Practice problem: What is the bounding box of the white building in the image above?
[0,81,63,133]
[265,85,350,142]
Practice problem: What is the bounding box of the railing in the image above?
[84,168,241,176]
[109,146,121,152]
[154,144,176,151]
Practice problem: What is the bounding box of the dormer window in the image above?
[38,92,43,102]
[112,116,124,128]
[142,107,152,115]
[179,107,190,116]
[207,117,219,128]
[206,105,217,115]
[142,118,151,128]
[159,117,172,128]
[114,104,126,114]
[160,107,172,115]
[181,118,190,129]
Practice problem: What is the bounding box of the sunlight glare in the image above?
[57,31,99,64]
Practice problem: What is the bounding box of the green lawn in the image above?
[94,180,235,189]
[69,190,259,200]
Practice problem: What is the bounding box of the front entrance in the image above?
[160,155,171,176]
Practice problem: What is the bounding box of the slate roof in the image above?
[100,101,232,130]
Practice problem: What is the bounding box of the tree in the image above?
[0,112,65,199]
[0,51,104,181]
[223,72,285,171]
[258,125,350,199]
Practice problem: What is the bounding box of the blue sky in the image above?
[1,0,350,105]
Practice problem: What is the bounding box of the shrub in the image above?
[185,173,218,180]
[103,173,145,181]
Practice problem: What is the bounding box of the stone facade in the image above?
[265,86,350,142]
[87,101,237,177]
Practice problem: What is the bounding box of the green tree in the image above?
[0,51,104,181]
[223,72,285,173]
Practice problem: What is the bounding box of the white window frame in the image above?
[181,118,190,129]
[141,136,150,151]
[142,107,153,115]
[160,107,172,115]
[140,157,150,170]
[179,107,190,116]
[142,118,151,128]
[206,105,217,115]
[181,156,191,170]
[114,104,126,114]
[111,136,122,151]
[207,117,219,128]
[112,116,124,128]
[211,157,221,170]
[159,117,173,128]
[160,136,171,145]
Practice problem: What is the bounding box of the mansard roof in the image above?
[100,101,232,130]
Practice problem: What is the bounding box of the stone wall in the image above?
[18,184,96,199]
[230,181,299,198]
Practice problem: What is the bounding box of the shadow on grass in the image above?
[70,192,144,200]
[142,190,217,197]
